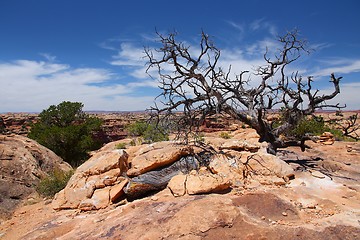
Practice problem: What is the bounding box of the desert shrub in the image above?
[219,132,231,139]
[127,121,148,136]
[37,169,74,197]
[129,139,136,146]
[290,116,327,138]
[115,142,127,149]
[286,115,348,141]
[28,101,103,167]
[327,128,354,141]
[127,121,169,143]
[193,132,205,143]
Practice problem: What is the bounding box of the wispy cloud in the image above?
[311,59,360,77]
[0,59,158,112]
[250,18,278,36]
[226,20,245,33]
[310,42,334,51]
[110,43,146,67]
[39,53,57,62]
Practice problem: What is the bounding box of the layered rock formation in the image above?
[1,128,360,239]
[0,114,37,135]
[52,131,295,211]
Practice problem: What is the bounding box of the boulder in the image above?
[186,172,232,195]
[52,147,128,210]
[238,149,294,178]
[79,187,111,211]
[167,174,187,197]
[0,134,72,219]
[126,141,192,177]
[219,139,260,152]
[318,132,335,145]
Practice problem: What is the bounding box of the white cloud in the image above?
[319,81,360,110]
[0,59,158,112]
[110,43,145,67]
[226,20,245,33]
[226,19,277,39]
[311,59,360,77]
[39,53,57,62]
[250,18,278,36]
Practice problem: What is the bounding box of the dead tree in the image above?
[329,113,360,141]
[145,30,343,154]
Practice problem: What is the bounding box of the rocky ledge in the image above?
[1,129,359,239]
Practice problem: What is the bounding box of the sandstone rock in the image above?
[127,141,192,177]
[258,175,287,186]
[239,150,294,178]
[77,149,128,176]
[0,134,72,219]
[52,147,128,210]
[232,128,260,140]
[79,187,110,211]
[209,154,239,175]
[283,173,295,182]
[219,139,260,152]
[2,124,360,240]
[310,170,327,179]
[186,173,232,195]
[168,174,187,197]
[110,179,129,202]
[318,132,335,145]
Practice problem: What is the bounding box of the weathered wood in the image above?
[124,153,211,198]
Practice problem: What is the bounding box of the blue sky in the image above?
[1,0,360,112]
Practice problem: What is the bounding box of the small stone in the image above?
[282,212,288,216]
[103,178,117,186]
[311,170,326,179]
[274,180,286,186]
[151,196,159,201]
[110,179,128,203]
[307,204,317,209]
[261,216,266,220]
[283,173,295,182]
[116,199,128,206]
[189,170,197,175]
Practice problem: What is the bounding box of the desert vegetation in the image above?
[126,120,169,143]
[36,169,74,197]
[28,101,103,167]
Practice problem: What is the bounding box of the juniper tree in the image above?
[145,30,343,154]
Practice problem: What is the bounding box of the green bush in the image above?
[115,142,127,149]
[193,132,205,143]
[219,132,231,139]
[287,115,349,141]
[28,101,103,167]
[290,116,327,138]
[37,169,74,197]
[127,121,169,143]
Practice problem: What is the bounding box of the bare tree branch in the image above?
[145,30,344,154]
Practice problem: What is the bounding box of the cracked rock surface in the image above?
[1,129,360,239]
